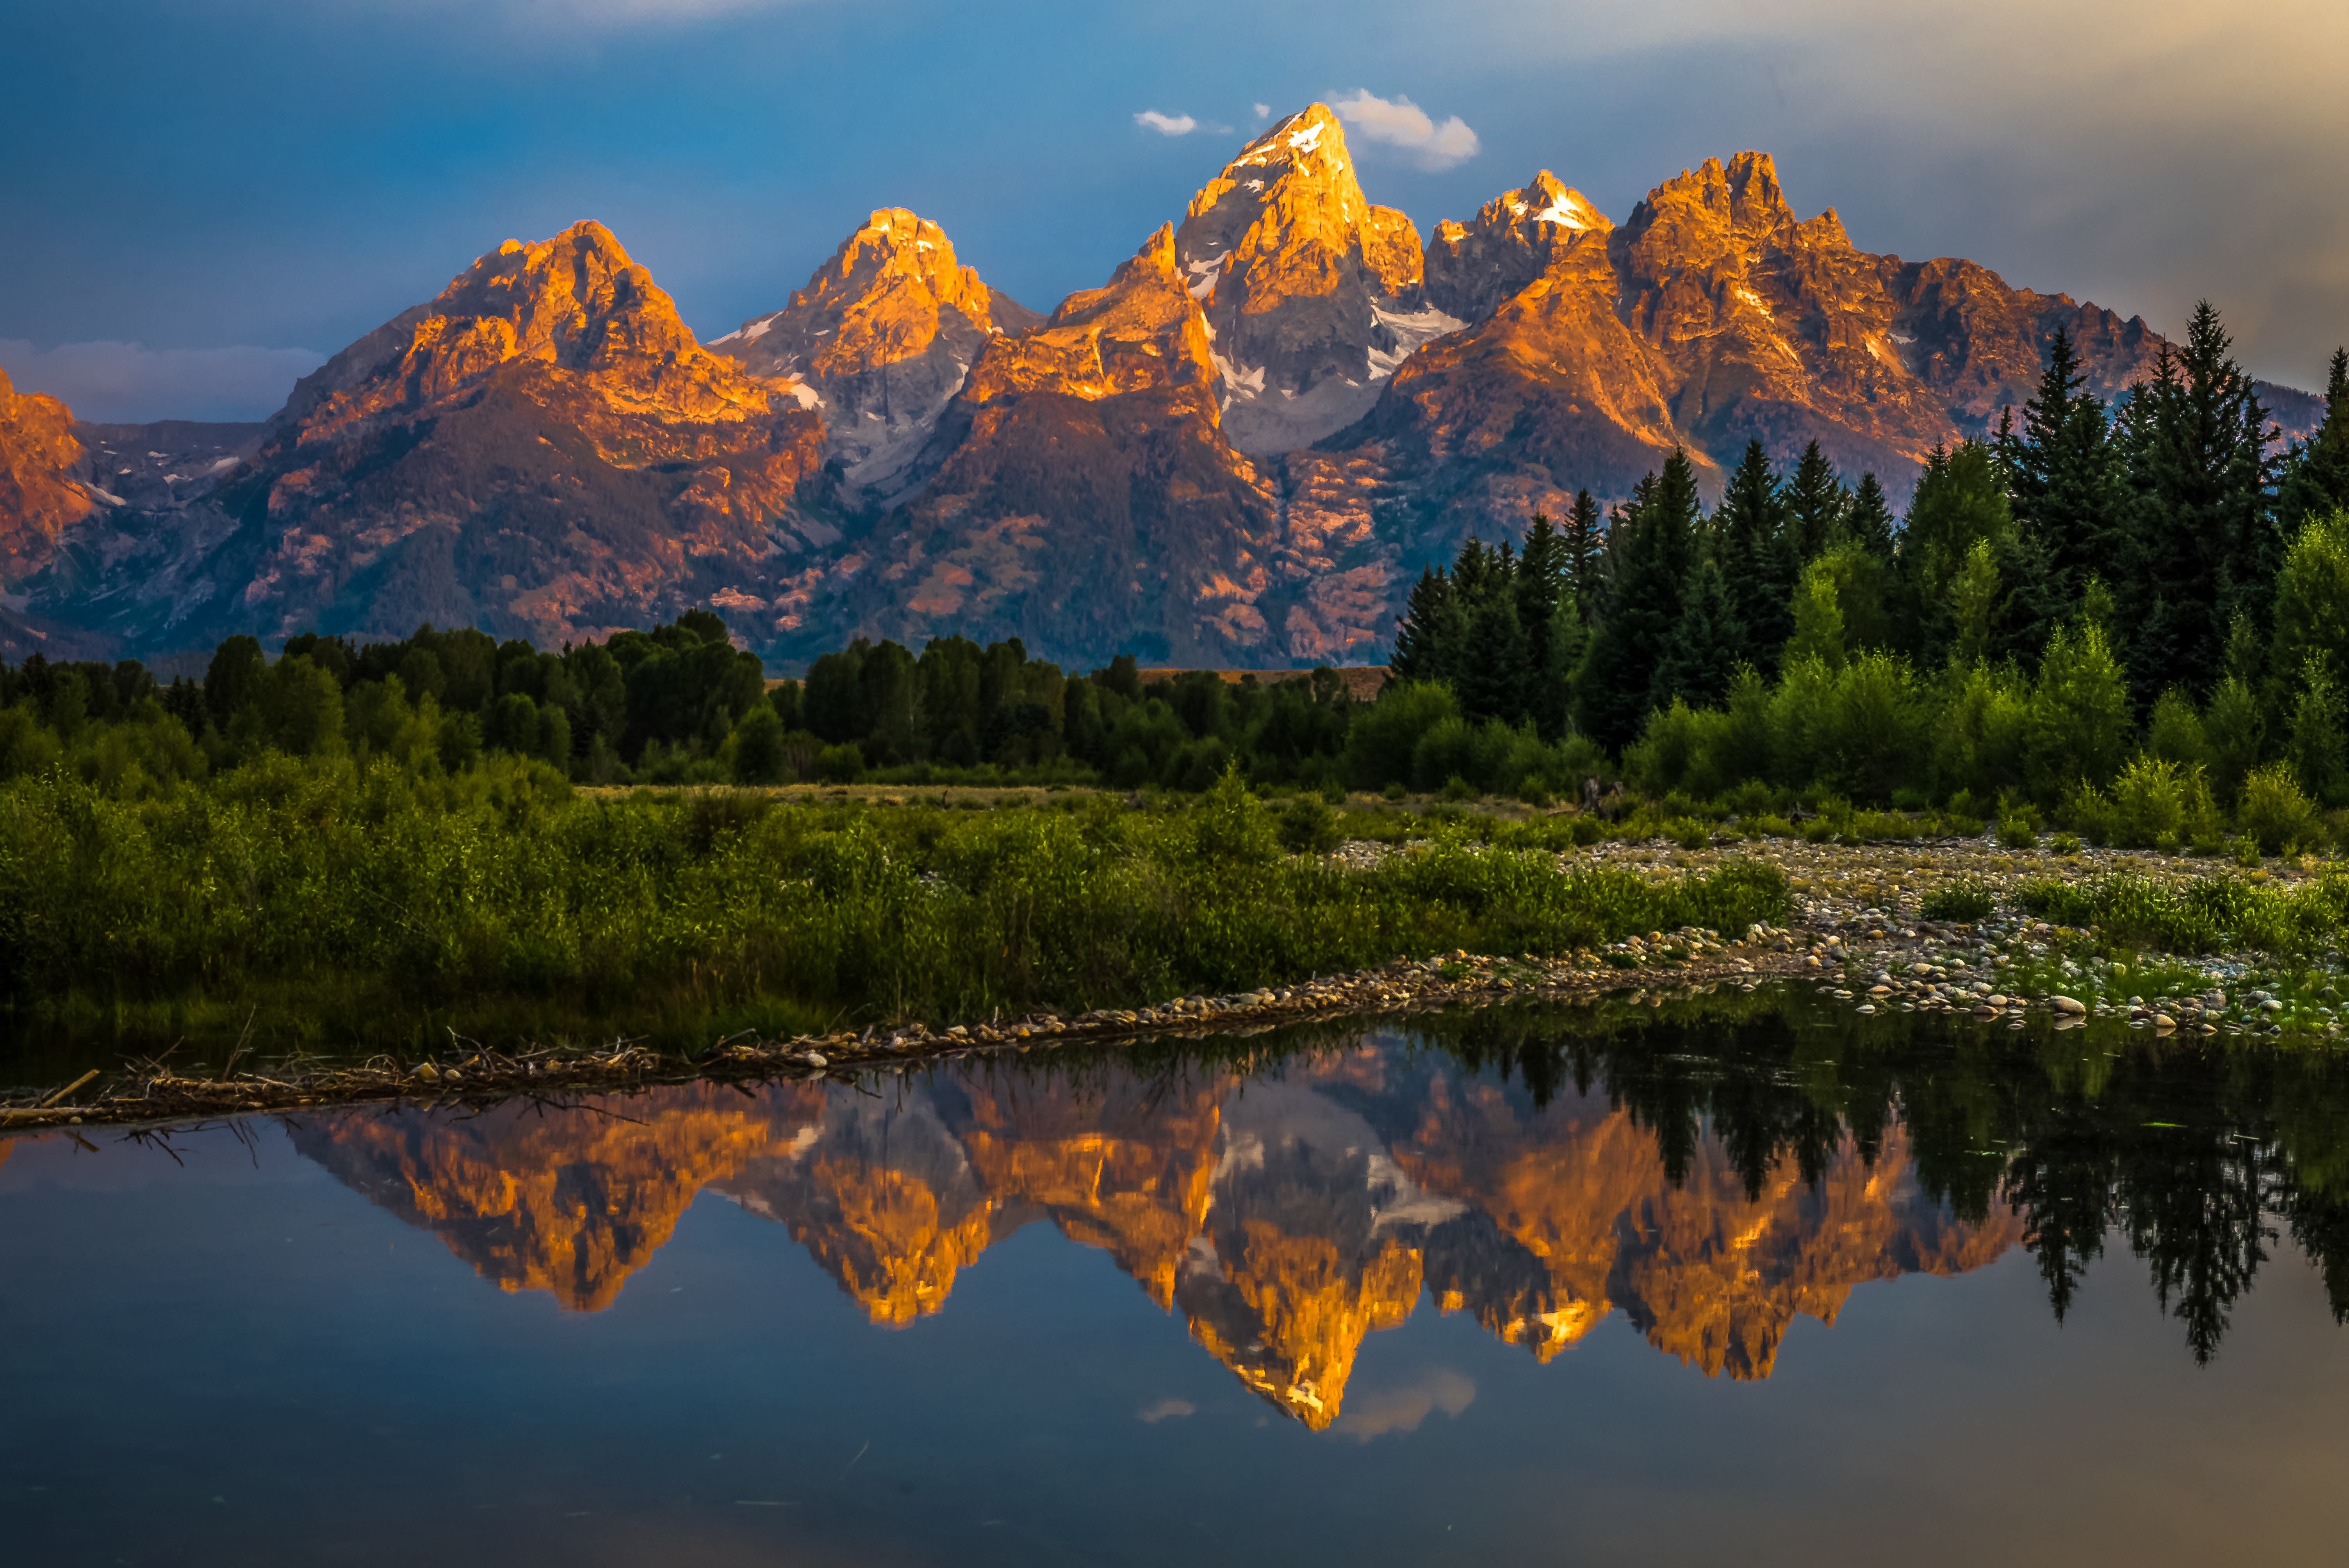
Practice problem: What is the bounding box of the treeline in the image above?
[1381,308,2349,841]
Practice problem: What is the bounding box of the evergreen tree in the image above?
[1516,511,1570,736]
[1845,472,1898,559]
[1713,440,1798,675]
[1391,563,1465,689]
[1578,451,1702,750]
[1653,556,1744,709]
[1457,588,1529,725]
[2121,304,2279,700]
[2280,347,2349,528]
[1784,440,1849,559]
[2011,327,2126,618]
[1900,441,2017,664]
[1561,489,1602,619]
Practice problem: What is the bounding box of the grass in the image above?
[2015,871,2349,955]
[0,757,1790,1057]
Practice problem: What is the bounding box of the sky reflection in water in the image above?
[6,994,2349,1565]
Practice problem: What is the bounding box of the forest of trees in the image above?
[2,303,2345,836]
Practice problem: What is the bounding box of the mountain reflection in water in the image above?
[268,992,2349,1427]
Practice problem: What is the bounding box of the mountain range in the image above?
[0,104,2324,670]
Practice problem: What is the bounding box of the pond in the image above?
[7,990,2349,1565]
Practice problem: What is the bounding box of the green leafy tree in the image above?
[1784,557,1847,671]
[2287,655,2349,806]
[2025,621,2131,799]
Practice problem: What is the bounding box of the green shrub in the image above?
[2240,761,2322,855]
[1276,793,1343,856]
[1439,773,1479,802]
[1998,813,2037,850]
[1921,877,1996,923]
[1382,780,1408,802]
[814,742,867,784]
[2050,833,2082,855]
[1670,818,1712,851]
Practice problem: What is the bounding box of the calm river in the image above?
[7,992,2349,1564]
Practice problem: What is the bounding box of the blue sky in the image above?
[5,0,2345,421]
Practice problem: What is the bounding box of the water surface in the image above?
[8,994,2349,1564]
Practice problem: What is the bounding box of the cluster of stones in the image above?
[723,923,1820,1076]
[1816,918,2347,1038]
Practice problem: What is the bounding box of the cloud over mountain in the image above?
[1330,90,1479,170]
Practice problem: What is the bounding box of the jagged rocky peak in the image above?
[1619,151,1824,274]
[1425,169,1611,321]
[709,208,1041,495]
[275,219,809,453]
[0,364,92,583]
[1175,103,1463,456]
[957,222,1222,408]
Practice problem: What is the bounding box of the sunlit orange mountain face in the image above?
[296,1037,2019,1427]
[2,106,2322,668]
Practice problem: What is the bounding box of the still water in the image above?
[8,992,2349,1565]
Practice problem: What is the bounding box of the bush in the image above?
[1670,818,1712,851]
[1346,682,1458,790]
[814,743,867,784]
[2050,833,2082,855]
[1381,780,1408,802]
[1276,793,1343,856]
[1998,813,2037,850]
[2240,761,2322,855]
[1921,877,1996,923]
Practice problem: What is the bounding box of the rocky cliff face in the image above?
[1177,105,1463,456]
[0,366,91,582]
[709,209,1043,496]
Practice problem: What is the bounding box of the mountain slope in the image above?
[18,221,832,657]
[1176,105,1463,456]
[709,209,1043,496]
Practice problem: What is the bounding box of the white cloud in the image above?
[1253,102,1272,118]
[1331,1368,1475,1442]
[1134,110,1198,137]
[0,339,323,424]
[1135,1398,1196,1423]
[1329,89,1480,171]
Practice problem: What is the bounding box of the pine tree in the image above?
[1845,472,1898,559]
[2010,327,2126,621]
[1389,567,1457,686]
[1577,451,1702,750]
[1713,440,1798,676]
[1561,489,1602,619]
[1653,556,1744,709]
[2121,303,2278,701]
[1457,589,1529,725]
[1784,441,1849,559]
[1516,511,1569,736]
[2280,347,2349,528]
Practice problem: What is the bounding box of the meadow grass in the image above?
[0,757,1789,1056]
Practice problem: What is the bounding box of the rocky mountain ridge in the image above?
[0,110,2325,670]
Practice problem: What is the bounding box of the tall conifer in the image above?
[1577,451,1702,750]
[1561,490,1602,619]
[2121,304,2277,700]
[1784,441,1849,559]
[1713,440,1798,675]
[2010,327,2125,619]
[2281,347,2349,528]
[1845,472,1898,559]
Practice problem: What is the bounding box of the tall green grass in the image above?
[0,759,1788,1047]
[2015,871,2349,955]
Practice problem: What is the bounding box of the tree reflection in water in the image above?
[292,988,2349,1425]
